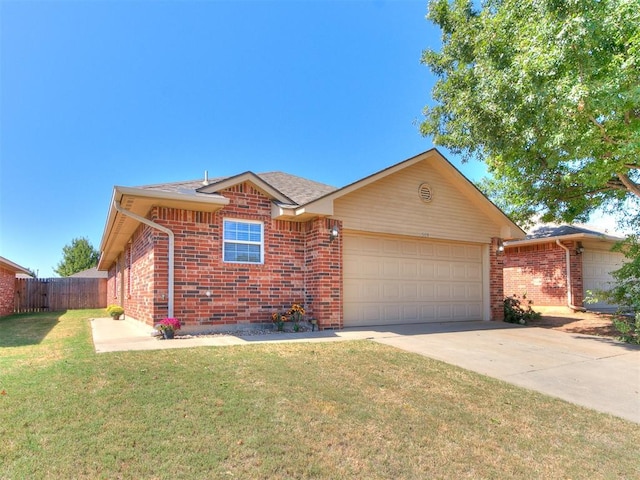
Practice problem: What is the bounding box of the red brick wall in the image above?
[504,240,583,307]
[0,266,15,317]
[106,222,157,323]
[490,237,505,321]
[304,218,343,329]
[105,182,344,330]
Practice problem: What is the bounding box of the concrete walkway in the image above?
[91,317,640,424]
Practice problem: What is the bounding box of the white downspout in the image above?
[555,239,585,312]
[114,200,175,318]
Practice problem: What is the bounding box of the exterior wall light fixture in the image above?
[576,242,585,255]
[329,224,339,242]
[496,239,505,254]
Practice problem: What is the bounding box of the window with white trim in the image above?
[223,219,264,263]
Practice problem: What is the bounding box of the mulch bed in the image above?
[529,310,619,338]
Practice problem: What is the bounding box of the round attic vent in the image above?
[418,183,433,202]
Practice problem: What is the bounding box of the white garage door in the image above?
[344,234,484,327]
[583,249,624,312]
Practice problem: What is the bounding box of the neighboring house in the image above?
[97,149,524,332]
[504,225,625,312]
[0,256,31,317]
[69,267,108,279]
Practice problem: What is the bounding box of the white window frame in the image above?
[223,219,264,264]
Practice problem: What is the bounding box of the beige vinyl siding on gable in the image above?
[333,160,504,244]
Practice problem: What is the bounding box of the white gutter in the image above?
[114,200,175,318]
[555,239,586,312]
[504,232,624,248]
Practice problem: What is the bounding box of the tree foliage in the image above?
[421,0,640,227]
[587,236,640,343]
[54,237,100,277]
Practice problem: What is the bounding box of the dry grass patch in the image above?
[0,311,638,479]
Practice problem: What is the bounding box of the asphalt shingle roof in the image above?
[137,171,337,206]
[527,224,613,239]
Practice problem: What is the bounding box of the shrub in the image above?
[582,235,640,344]
[612,313,640,345]
[106,305,124,318]
[504,294,541,325]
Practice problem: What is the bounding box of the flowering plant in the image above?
[287,304,305,322]
[272,303,305,332]
[155,317,182,333]
[271,312,288,331]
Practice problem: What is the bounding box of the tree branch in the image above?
[616,172,640,198]
[606,180,628,191]
[589,115,615,144]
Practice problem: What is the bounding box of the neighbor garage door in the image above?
[343,233,484,327]
[583,249,624,312]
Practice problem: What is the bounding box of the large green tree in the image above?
[421,0,640,228]
[54,237,100,277]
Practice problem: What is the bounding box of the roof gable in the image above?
[330,150,525,242]
[302,149,525,239]
[197,171,294,204]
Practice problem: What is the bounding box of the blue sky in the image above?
[0,0,486,277]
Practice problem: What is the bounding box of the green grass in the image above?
[1,310,638,479]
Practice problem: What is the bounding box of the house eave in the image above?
[271,202,333,221]
[0,256,31,275]
[98,186,229,270]
[504,232,624,249]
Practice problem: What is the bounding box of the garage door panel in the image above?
[452,284,467,299]
[420,283,435,300]
[421,305,437,321]
[419,243,435,257]
[344,234,484,327]
[401,283,418,299]
[419,262,436,279]
[361,306,381,323]
[452,264,467,280]
[383,283,400,300]
[401,261,418,278]
[468,303,483,318]
[437,304,452,319]
[453,304,469,318]
[401,240,418,256]
[436,262,452,279]
[451,245,467,259]
[468,284,482,301]
[383,239,401,255]
[583,249,624,312]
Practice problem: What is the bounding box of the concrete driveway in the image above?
[91,318,640,423]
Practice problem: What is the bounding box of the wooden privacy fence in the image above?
[14,277,107,313]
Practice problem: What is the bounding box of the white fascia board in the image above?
[504,232,624,248]
[116,185,229,205]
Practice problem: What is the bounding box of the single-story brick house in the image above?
[503,225,625,312]
[0,256,31,317]
[97,149,524,332]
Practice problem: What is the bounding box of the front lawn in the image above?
[1,310,638,479]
